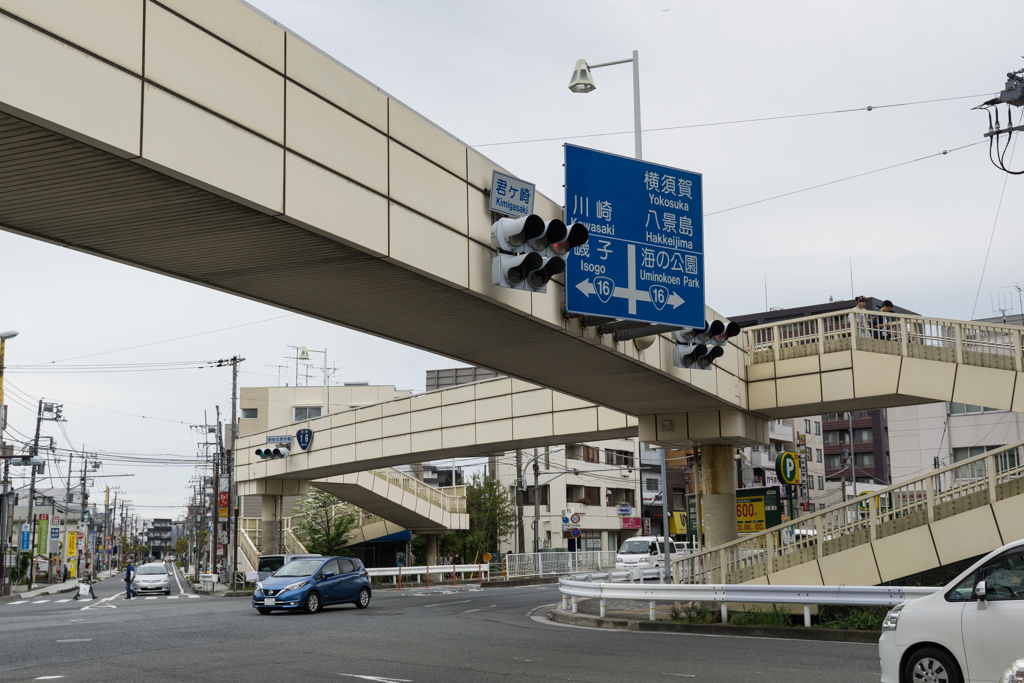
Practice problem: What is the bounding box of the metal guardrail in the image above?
[502,551,617,579]
[680,438,1024,585]
[558,572,940,626]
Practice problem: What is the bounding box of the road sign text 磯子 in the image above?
[564,145,704,327]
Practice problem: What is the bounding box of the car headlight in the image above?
[1002,659,1024,683]
[881,603,904,632]
[256,582,263,591]
[282,581,307,592]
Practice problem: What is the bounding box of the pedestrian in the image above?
[74,564,94,601]
[62,563,69,583]
[853,295,871,338]
[124,560,136,600]
[873,299,895,340]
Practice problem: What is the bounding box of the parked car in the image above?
[879,538,1024,683]
[134,562,172,595]
[614,536,689,570]
[255,553,322,582]
[253,556,370,615]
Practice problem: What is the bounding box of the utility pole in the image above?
[848,412,857,498]
[227,357,243,588]
[515,450,524,554]
[532,453,540,553]
[659,446,672,584]
[25,400,43,590]
[214,405,224,579]
[63,447,74,577]
[79,452,88,573]
[0,448,9,596]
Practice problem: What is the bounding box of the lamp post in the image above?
[568,51,643,160]
[0,331,18,595]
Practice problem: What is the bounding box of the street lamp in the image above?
[568,52,643,160]
[0,330,17,596]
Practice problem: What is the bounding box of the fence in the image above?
[678,439,1024,585]
[557,571,939,625]
[744,309,1024,371]
[502,551,617,579]
[366,563,489,587]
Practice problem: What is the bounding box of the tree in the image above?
[439,473,517,562]
[174,538,187,558]
[291,489,360,556]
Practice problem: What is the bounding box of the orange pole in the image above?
[454,564,457,587]
[426,566,430,588]
[398,565,402,591]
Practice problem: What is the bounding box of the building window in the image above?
[827,455,843,469]
[293,406,322,422]
[807,477,814,490]
[857,454,875,468]
[241,408,258,419]
[605,448,634,468]
[646,478,660,492]
[818,476,824,489]
[856,428,873,443]
[566,445,583,461]
[809,503,816,512]
[524,485,549,506]
[816,448,822,462]
[583,486,600,506]
[814,421,821,435]
[606,488,635,506]
[583,446,599,463]
[774,441,782,453]
[804,419,811,432]
[673,490,685,509]
[825,432,840,445]
[580,530,602,551]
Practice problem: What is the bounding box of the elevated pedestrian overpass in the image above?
[679,440,1024,587]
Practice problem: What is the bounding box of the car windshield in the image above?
[137,565,167,575]
[619,540,653,554]
[258,557,285,573]
[272,559,323,578]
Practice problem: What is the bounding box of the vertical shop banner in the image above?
[66,530,77,556]
[36,516,48,555]
[219,491,229,519]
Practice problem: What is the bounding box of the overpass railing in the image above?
[369,467,467,514]
[680,439,1024,585]
[744,309,1024,371]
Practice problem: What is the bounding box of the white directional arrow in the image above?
[575,279,595,297]
[667,292,685,309]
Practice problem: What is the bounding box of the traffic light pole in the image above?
[0,450,9,595]
[25,400,42,591]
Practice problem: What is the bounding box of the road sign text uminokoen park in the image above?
[564,145,704,328]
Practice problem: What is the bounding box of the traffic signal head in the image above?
[672,343,707,369]
[696,345,725,368]
[526,256,566,289]
[526,219,567,253]
[494,252,543,287]
[270,446,289,458]
[491,215,545,252]
[551,222,589,255]
[673,320,709,343]
[710,321,741,346]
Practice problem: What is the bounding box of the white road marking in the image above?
[56,639,92,642]
[662,675,697,678]
[32,600,50,604]
[336,675,412,683]
[462,609,482,613]
[34,676,64,680]
[186,595,200,599]
[422,600,471,608]
[167,596,179,599]
[55,599,72,603]
[171,564,185,593]
[145,597,157,600]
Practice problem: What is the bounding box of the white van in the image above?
[879,537,1024,683]
[615,536,689,570]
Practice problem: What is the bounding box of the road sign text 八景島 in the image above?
[564,145,704,327]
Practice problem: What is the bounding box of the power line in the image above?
[472,93,992,147]
[970,137,1017,320]
[704,140,985,217]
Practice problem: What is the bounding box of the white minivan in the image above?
[879,538,1024,683]
[615,536,689,570]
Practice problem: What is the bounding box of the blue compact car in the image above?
[253,556,371,614]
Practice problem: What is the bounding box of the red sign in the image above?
[39,514,48,521]
[77,532,84,541]
[219,492,229,508]
[621,517,642,529]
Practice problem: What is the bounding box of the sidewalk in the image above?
[1,569,118,603]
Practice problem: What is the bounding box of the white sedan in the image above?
[133,562,172,595]
[880,538,1024,683]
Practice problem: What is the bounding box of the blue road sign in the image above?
[564,145,704,328]
[489,170,536,217]
[21,529,30,552]
[296,428,313,451]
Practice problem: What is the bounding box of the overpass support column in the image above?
[701,445,738,549]
[237,479,309,556]
[261,495,279,555]
[425,534,438,566]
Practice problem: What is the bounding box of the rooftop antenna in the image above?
[849,258,855,299]
[1002,282,1024,324]
[265,364,288,387]
[992,291,1014,324]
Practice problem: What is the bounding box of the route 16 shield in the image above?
[296,428,313,451]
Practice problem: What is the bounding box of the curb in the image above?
[480,576,561,589]
[547,608,881,643]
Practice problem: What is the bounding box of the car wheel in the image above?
[256,607,272,615]
[304,591,321,614]
[905,647,961,683]
[356,587,370,609]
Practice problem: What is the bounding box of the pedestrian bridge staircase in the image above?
[236,466,467,570]
[680,440,1024,587]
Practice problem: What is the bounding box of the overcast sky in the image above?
[3,1,1023,520]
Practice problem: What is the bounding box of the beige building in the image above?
[238,384,412,438]
[889,401,1024,483]
[490,438,640,555]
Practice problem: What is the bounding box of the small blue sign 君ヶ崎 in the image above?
[489,170,536,217]
[564,145,704,328]
[296,428,313,451]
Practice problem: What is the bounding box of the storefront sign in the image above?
[621,517,642,529]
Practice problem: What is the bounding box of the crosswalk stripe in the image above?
[55,599,72,603]
[32,600,50,604]
[145,597,156,600]
[187,595,200,598]
[167,596,179,599]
